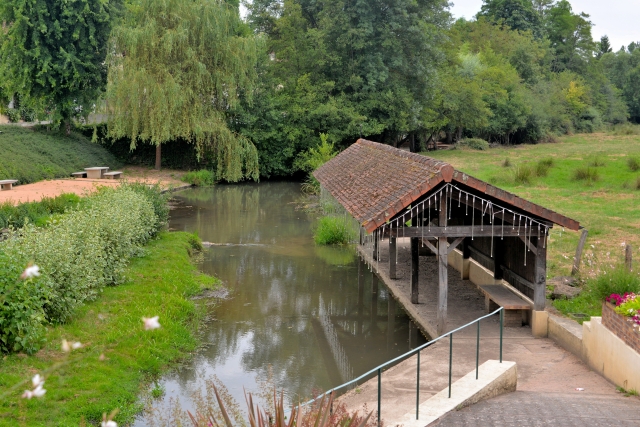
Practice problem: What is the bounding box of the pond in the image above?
[134,182,426,423]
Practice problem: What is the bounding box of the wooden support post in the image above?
[437,192,448,335]
[358,259,364,335]
[460,237,470,280]
[534,237,547,311]
[571,229,588,276]
[389,237,397,279]
[409,321,418,349]
[626,244,633,272]
[373,229,379,261]
[411,214,419,304]
[493,237,504,280]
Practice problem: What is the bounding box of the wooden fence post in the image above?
[571,229,588,276]
[626,244,633,272]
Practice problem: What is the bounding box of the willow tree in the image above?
[106,0,259,180]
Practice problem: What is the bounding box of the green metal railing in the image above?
[298,307,504,425]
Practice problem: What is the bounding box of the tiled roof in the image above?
[314,139,579,233]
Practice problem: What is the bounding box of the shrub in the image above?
[572,166,599,183]
[182,169,215,187]
[0,193,81,229]
[502,158,511,167]
[121,181,169,228]
[513,165,533,185]
[627,157,640,172]
[609,123,640,135]
[5,108,20,123]
[0,186,161,353]
[589,266,640,302]
[314,216,352,245]
[456,138,489,151]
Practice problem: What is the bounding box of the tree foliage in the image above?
[106,0,259,181]
[0,0,120,129]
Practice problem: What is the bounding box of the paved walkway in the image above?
[338,239,639,426]
[433,391,640,426]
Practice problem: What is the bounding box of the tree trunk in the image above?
[65,120,71,136]
[155,144,162,170]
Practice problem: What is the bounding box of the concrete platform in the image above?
[398,360,516,427]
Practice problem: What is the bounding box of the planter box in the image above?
[602,302,640,354]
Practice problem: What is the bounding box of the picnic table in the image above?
[84,167,109,179]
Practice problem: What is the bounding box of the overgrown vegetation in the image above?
[0,231,218,426]
[314,216,353,245]
[628,157,640,172]
[298,134,337,195]
[572,166,599,183]
[0,126,120,183]
[553,266,640,320]
[456,138,489,150]
[182,170,216,187]
[0,184,167,354]
[0,193,81,229]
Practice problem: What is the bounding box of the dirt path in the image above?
[0,167,189,205]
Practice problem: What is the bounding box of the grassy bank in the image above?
[0,126,121,183]
[426,132,640,279]
[0,231,219,426]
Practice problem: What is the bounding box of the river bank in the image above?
[0,231,220,426]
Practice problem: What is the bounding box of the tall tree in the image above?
[544,0,594,73]
[596,35,612,58]
[0,0,120,132]
[106,0,259,179]
[477,0,541,36]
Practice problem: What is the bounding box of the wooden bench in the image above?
[478,284,532,327]
[71,171,87,178]
[0,179,18,191]
[103,171,123,179]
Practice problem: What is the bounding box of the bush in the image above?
[5,108,20,123]
[0,193,81,229]
[121,181,169,228]
[609,123,640,136]
[502,158,512,167]
[456,138,489,151]
[589,266,640,302]
[572,166,599,183]
[0,186,161,353]
[182,169,215,186]
[627,157,640,172]
[314,216,352,245]
[588,157,606,167]
[513,165,533,184]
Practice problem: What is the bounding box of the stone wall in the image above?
[602,302,640,355]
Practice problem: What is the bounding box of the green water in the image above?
[136,182,426,422]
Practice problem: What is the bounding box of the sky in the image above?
[450,0,640,50]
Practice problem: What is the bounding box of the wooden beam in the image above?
[373,229,379,261]
[437,191,448,335]
[534,235,547,311]
[518,234,536,253]
[387,226,537,238]
[420,237,438,255]
[493,237,504,280]
[389,237,397,279]
[447,237,465,255]
[571,229,588,276]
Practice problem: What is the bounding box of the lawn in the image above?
[0,231,219,426]
[0,126,121,183]
[424,132,640,281]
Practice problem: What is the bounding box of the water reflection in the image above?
[138,182,425,423]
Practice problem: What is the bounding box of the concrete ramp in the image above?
[396,360,517,427]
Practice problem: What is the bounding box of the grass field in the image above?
[0,126,121,183]
[0,231,219,426]
[425,132,640,280]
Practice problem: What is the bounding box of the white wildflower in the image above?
[22,383,46,399]
[142,316,161,330]
[20,264,40,280]
[31,374,43,388]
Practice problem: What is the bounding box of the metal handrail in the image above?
[297,307,505,425]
